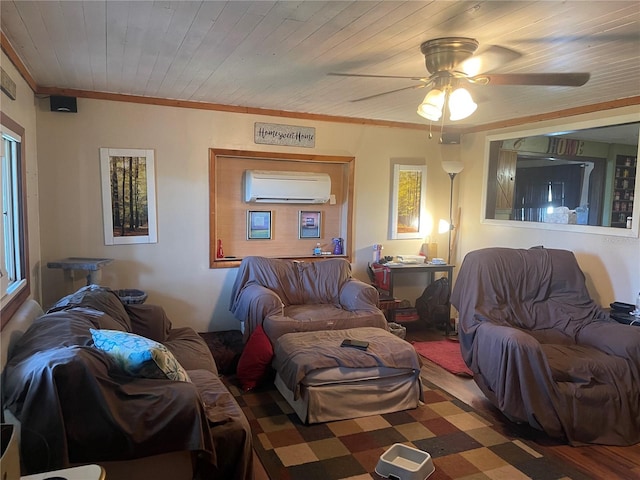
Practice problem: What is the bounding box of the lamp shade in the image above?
[448,87,477,121]
[438,219,450,234]
[441,160,464,174]
[417,89,445,121]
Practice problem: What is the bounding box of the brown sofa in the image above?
[229,256,387,342]
[2,286,253,478]
[451,247,640,446]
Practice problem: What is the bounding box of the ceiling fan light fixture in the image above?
[448,87,477,121]
[417,88,445,121]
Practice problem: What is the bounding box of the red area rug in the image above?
[412,339,473,377]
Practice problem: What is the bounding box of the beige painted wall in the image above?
[0,51,41,305]
[0,51,42,369]
[457,106,640,307]
[6,47,636,332]
[35,97,454,331]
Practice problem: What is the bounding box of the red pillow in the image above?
[236,326,274,391]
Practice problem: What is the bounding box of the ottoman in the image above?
[272,327,423,424]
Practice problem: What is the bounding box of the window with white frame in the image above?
[1,114,29,327]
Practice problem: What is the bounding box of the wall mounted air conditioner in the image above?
[244,170,331,204]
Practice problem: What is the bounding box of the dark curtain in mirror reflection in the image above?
[513,164,582,222]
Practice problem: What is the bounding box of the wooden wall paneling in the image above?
[209,149,354,268]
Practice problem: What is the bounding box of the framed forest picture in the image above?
[100,148,158,245]
[390,163,427,239]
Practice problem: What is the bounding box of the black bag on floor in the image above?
[415,277,450,328]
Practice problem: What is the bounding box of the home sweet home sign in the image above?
[254,122,316,148]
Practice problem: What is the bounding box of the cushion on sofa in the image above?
[90,329,190,382]
[264,304,388,343]
[296,259,351,304]
[42,307,129,333]
[164,327,218,374]
[6,310,112,365]
[48,285,132,332]
[125,303,172,342]
[236,325,273,391]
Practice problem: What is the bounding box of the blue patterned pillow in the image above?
[90,329,190,382]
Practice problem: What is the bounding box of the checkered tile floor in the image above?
[226,378,588,480]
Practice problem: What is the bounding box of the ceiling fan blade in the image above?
[472,72,590,86]
[351,84,428,102]
[459,45,522,76]
[328,72,429,82]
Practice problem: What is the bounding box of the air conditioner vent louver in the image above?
[244,170,331,204]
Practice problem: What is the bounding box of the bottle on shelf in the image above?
[313,243,322,255]
[332,237,343,255]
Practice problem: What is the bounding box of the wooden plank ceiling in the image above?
[1,0,639,128]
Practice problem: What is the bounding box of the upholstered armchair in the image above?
[230,256,387,342]
[451,247,640,446]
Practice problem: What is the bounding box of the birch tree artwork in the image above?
[397,170,422,234]
[110,156,148,237]
[100,148,157,245]
[390,163,427,239]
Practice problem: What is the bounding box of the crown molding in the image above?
[459,96,640,135]
[1,31,37,92]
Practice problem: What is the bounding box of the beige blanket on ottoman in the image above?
[273,327,421,400]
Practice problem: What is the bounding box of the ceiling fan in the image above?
[329,37,590,122]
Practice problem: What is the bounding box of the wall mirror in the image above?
[483,113,640,237]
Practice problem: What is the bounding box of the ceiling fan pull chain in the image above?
[439,104,447,143]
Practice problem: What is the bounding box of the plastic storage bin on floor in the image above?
[375,443,435,480]
[116,289,148,305]
[388,322,407,339]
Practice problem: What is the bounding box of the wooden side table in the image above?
[21,464,105,480]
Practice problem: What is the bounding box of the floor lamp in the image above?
[441,160,464,264]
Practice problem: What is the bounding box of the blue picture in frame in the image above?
[247,210,272,239]
[299,211,321,238]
